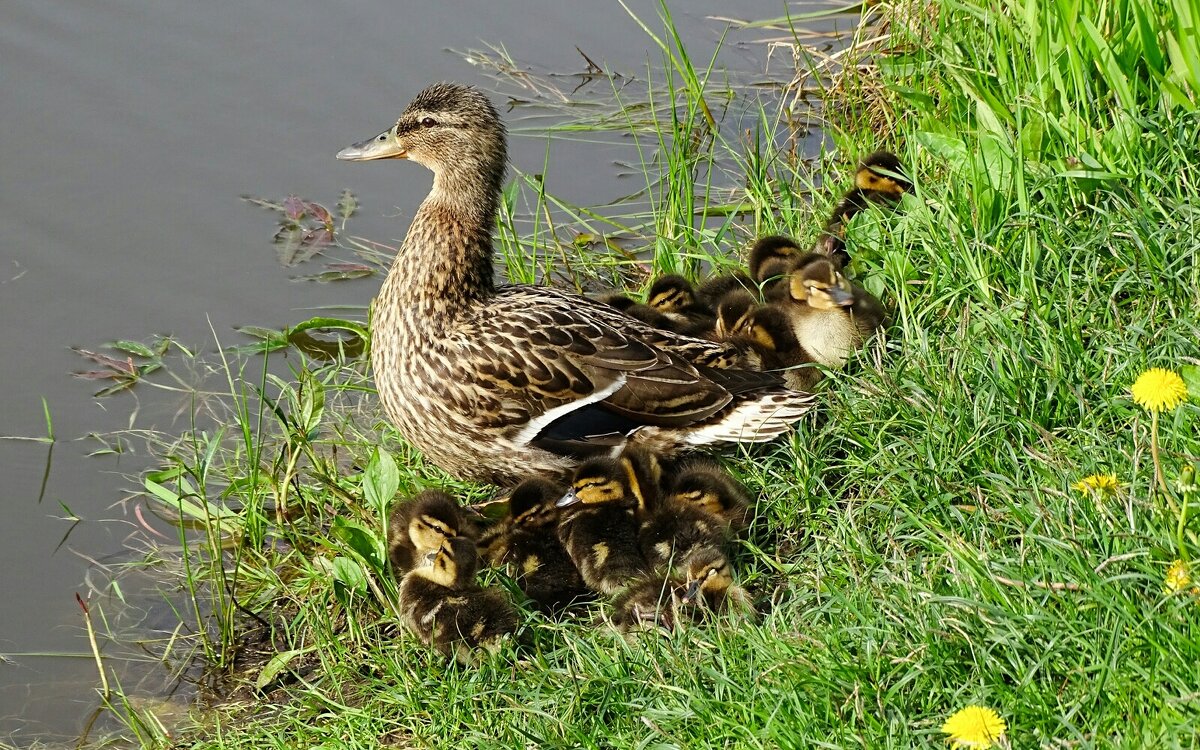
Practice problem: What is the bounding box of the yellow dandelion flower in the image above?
[942,705,1006,748]
[1165,559,1191,594]
[1072,474,1119,496]
[1131,368,1188,413]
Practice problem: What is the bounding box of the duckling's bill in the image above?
[556,488,581,508]
[336,128,408,161]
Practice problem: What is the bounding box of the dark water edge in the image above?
[0,0,854,744]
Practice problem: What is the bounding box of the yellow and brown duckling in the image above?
[677,547,756,621]
[645,274,716,337]
[667,459,754,537]
[398,535,519,664]
[609,574,680,633]
[496,477,591,612]
[780,253,885,370]
[637,475,728,572]
[387,490,469,578]
[714,291,821,391]
[695,270,758,315]
[555,451,655,596]
[816,151,910,268]
[599,292,681,332]
[748,235,806,293]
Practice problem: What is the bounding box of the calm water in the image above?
[0,0,847,743]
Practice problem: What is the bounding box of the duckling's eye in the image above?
[420,117,438,129]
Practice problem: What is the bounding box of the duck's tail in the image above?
[629,387,814,452]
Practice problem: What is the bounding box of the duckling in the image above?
[609,574,680,633]
[637,477,728,572]
[645,275,715,336]
[667,459,754,537]
[497,477,591,612]
[715,293,821,390]
[555,452,654,595]
[695,270,757,313]
[780,253,885,369]
[816,151,911,268]
[387,490,468,578]
[599,292,683,333]
[398,535,519,663]
[677,547,756,621]
[748,235,806,291]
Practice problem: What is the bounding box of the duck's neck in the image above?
[381,164,503,322]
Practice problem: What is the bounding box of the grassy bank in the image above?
[97,0,1200,746]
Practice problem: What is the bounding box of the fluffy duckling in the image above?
[497,477,591,612]
[637,479,728,572]
[555,452,655,595]
[780,253,885,369]
[816,151,910,268]
[599,292,681,332]
[398,535,519,663]
[677,547,756,621]
[695,270,757,313]
[609,575,679,633]
[645,275,715,336]
[748,235,806,291]
[667,459,754,537]
[387,490,468,578]
[715,293,821,390]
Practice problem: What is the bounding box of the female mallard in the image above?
[337,83,813,485]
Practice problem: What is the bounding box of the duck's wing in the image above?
[448,286,781,449]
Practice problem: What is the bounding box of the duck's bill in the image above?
[555,488,581,508]
[421,549,439,565]
[681,580,701,603]
[828,287,855,307]
[336,129,407,161]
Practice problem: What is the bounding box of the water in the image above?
[0,0,847,743]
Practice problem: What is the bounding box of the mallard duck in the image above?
[495,477,591,612]
[555,453,653,595]
[336,82,813,486]
[398,535,519,663]
[815,151,910,268]
[780,253,885,369]
[677,547,756,621]
[667,459,754,536]
[645,275,716,336]
[387,490,468,577]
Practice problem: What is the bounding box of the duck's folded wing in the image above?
[451,292,745,445]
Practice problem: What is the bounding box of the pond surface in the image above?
[0,0,850,743]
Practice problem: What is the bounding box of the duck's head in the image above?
[787,254,855,310]
[714,290,759,340]
[406,490,463,553]
[557,447,662,511]
[646,275,698,313]
[670,469,744,518]
[507,477,564,529]
[336,82,506,179]
[854,151,910,197]
[680,548,735,603]
[416,535,479,587]
[748,235,805,284]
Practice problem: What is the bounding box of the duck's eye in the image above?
[420,117,438,129]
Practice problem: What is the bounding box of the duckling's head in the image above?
[557,448,661,510]
[748,235,804,284]
[680,548,735,603]
[740,305,797,352]
[787,255,855,310]
[507,477,564,529]
[854,151,910,197]
[670,469,745,518]
[714,290,759,340]
[336,82,506,182]
[418,535,480,588]
[406,490,463,553]
[646,275,698,313]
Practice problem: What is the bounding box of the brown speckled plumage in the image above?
[338,83,814,485]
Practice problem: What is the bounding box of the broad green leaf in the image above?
[363,448,400,516]
[256,649,307,690]
[331,516,386,576]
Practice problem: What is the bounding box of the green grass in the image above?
[80,0,1200,747]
